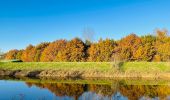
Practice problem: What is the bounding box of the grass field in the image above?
[0,62,111,71]
[0,62,170,72]
[122,62,170,73]
[0,62,170,78]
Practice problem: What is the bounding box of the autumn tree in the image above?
[33,42,49,62]
[21,45,35,62]
[156,42,170,61]
[88,38,116,62]
[134,35,156,61]
[16,50,24,60]
[116,34,142,61]
[5,29,170,62]
[56,38,86,62]
[5,49,19,60]
[154,29,170,61]
[40,40,67,62]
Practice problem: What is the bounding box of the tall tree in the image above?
[40,40,67,62]
[21,45,35,62]
[56,38,86,62]
[156,29,168,40]
[16,50,24,60]
[5,49,19,60]
[134,35,156,61]
[156,42,170,61]
[154,29,170,61]
[116,34,142,61]
[88,39,116,62]
[33,42,49,62]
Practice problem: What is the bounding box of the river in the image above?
[0,78,170,100]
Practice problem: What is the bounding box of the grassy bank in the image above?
[0,62,170,78]
[0,62,111,71]
[0,62,170,72]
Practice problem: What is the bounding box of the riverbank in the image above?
[0,62,170,79]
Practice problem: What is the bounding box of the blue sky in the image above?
[0,0,170,52]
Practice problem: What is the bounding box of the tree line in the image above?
[4,29,170,62]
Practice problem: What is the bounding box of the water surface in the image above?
[0,78,170,100]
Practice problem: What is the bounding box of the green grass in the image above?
[122,62,170,73]
[0,62,112,72]
[0,62,170,73]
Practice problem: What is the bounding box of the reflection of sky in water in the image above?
[0,80,170,100]
[0,80,57,100]
[79,92,128,100]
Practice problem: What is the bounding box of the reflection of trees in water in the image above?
[88,84,116,96]
[26,82,85,100]
[25,82,115,99]
[25,82,170,100]
[119,85,170,100]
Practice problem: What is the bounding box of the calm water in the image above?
[0,78,170,100]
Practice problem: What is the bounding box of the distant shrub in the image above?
[1,59,23,62]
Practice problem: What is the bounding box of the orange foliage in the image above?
[56,38,86,62]
[40,40,66,62]
[5,29,170,62]
[5,49,19,60]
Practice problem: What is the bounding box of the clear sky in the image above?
[0,0,170,52]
